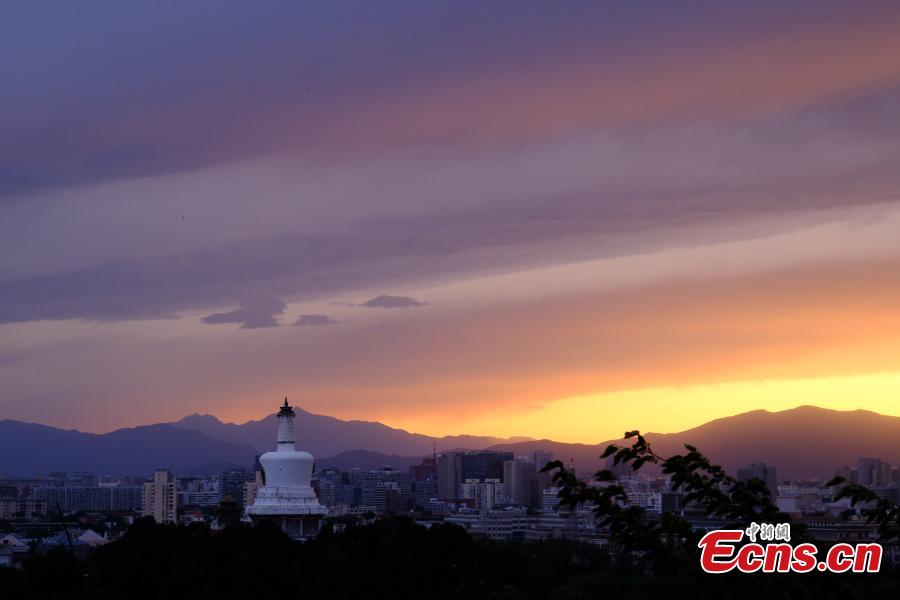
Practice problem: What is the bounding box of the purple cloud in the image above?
[201,297,287,329]
[1,2,899,329]
[3,1,897,200]
[294,314,338,327]
[362,295,428,309]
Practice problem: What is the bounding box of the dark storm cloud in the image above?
[361,295,428,309]
[294,314,338,327]
[201,296,287,329]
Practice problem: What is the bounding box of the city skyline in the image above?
[3,1,900,442]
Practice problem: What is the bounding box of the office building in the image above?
[736,462,778,498]
[143,469,178,524]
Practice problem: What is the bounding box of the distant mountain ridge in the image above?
[171,407,532,458]
[486,406,900,480]
[0,406,532,476]
[316,450,424,472]
[0,421,258,477]
[3,405,900,480]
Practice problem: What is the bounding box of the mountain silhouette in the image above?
[3,405,900,479]
[172,406,531,457]
[316,450,424,472]
[488,405,900,480]
[0,421,258,476]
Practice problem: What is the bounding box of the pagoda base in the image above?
[247,513,323,540]
[246,485,328,540]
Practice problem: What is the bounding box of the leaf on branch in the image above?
[601,445,619,459]
[540,460,565,473]
[632,457,650,470]
[594,470,616,482]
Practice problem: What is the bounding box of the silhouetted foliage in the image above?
[827,476,900,542]
[542,431,790,576]
[0,518,619,600]
[3,513,900,600]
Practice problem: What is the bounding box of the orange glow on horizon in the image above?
[197,255,900,444]
[378,372,900,444]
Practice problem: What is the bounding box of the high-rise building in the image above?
[459,478,505,510]
[857,458,891,486]
[409,457,437,482]
[833,464,857,486]
[532,451,555,490]
[33,487,64,512]
[35,481,143,513]
[461,451,514,483]
[0,498,47,520]
[216,470,252,507]
[313,469,356,508]
[109,486,144,511]
[503,459,537,507]
[143,469,177,524]
[244,469,264,507]
[857,458,880,486]
[246,399,327,539]
[437,453,462,499]
[542,487,561,511]
[412,479,438,508]
[439,451,514,500]
[360,468,413,513]
[736,462,777,498]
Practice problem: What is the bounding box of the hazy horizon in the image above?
[10,401,900,448]
[2,2,900,442]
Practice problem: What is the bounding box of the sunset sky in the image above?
[2,1,900,442]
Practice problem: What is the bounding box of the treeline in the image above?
[1,517,610,599]
[4,516,900,599]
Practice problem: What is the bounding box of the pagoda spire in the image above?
[276,398,296,449]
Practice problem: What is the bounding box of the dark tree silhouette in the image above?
[542,431,792,575]
[827,476,900,542]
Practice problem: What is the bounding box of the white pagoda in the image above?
[246,398,327,539]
